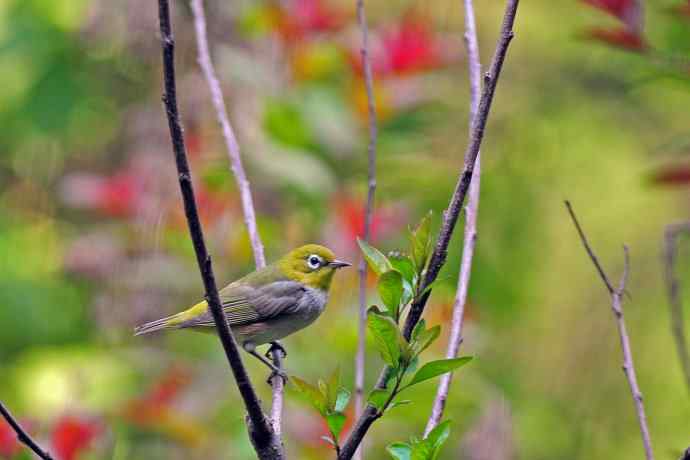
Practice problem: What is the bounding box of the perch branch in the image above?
[189,0,285,439]
[354,0,379,456]
[156,1,282,458]
[663,221,690,394]
[565,201,654,460]
[337,1,520,457]
[0,402,53,460]
[425,0,482,435]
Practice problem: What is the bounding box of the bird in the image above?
[134,244,350,379]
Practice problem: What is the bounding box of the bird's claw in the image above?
[265,341,287,359]
[266,368,289,385]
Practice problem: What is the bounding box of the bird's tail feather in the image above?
[134,314,180,336]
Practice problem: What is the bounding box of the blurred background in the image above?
[1,0,690,458]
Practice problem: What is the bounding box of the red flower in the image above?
[585,27,647,51]
[582,0,636,21]
[650,164,690,186]
[382,16,444,75]
[51,416,100,460]
[349,14,453,78]
[277,0,346,42]
[124,367,191,425]
[0,418,20,458]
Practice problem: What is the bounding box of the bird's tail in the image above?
[134,313,181,336]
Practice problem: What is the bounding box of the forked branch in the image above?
[565,201,654,460]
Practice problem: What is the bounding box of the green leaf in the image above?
[410,325,441,357]
[368,310,404,367]
[409,211,433,272]
[407,357,473,389]
[389,252,416,286]
[388,400,412,412]
[292,376,328,415]
[335,387,351,412]
[367,388,391,411]
[326,412,347,440]
[426,420,452,459]
[326,367,340,409]
[358,238,392,276]
[387,442,412,460]
[379,270,404,312]
[411,319,427,341]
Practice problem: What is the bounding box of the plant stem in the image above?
[354,0,378,457]
[424,0,482,436]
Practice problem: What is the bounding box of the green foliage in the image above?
[378,270,404,318]
[386,421,452,460]
[405,357,473,389]
[292,368,351,450]
[367,308,407,367]
[357,238,393,276]
[409,211,434,276]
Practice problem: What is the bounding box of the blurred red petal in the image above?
[582,0,643,33]
[650,164,690,186]
[277,0,347,42]
[124,367,191,426]
[0,418,21,458]
[585,27,647,51]
[51,416,100,460]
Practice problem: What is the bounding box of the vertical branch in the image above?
[189,0,285,438]
[565,201,654,460]
[0,402,53,460]
[189,0,265,269]
[337,2,520,458]
[354,0,378,455]
[424,0,482,435]
[663,221,690,394]
[401,0,519,341]
[156,2,282,458]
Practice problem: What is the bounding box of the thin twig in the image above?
[354,0,378,457]
[156,2,282,458]
[337,2,519,458]
[189,0,285,440]
[565,201,654,460]
[0,402,53,460]
[424,0,482,436]
[663,221,690,394]
[189,0,265,270]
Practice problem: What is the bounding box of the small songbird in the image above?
[134,244,350,377]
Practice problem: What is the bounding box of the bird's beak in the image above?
[329,260,351,269]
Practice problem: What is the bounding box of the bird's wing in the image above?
[180,280,306,328]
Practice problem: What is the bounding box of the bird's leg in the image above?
[265,341,287,359]
[243,341,288,383]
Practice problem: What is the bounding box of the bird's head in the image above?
[279,244,350,290]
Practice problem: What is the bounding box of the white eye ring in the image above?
[307,254,321,269]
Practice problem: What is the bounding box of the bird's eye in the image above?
[307,255,321,269]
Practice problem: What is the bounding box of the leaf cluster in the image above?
[292,368,351,452]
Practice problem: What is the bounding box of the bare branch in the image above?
[663,221,690,394]
[354,0,378,456]
[189,0,286,442]
[156,1,282,458]
[0,402,53,460]
[189,0,265,270]
[425,0,482,435]
[565,201,654,460]
[337,1,520,457]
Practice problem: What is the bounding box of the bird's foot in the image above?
[265,341,287,359]
[266,368,289,385]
